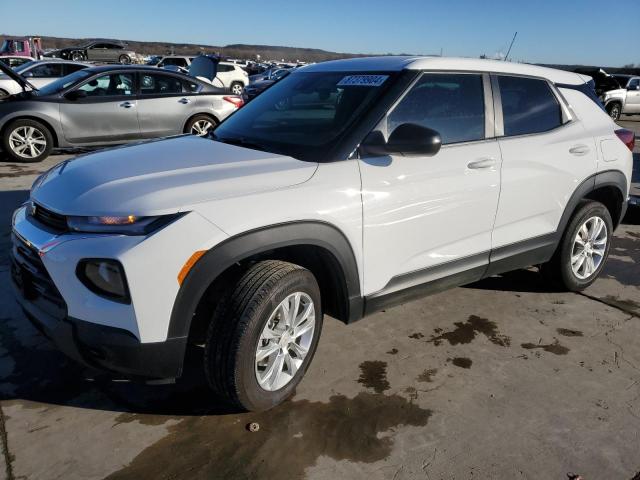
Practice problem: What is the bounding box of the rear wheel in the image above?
[119,54,131,65]
[230,82,244,95]
[540,201,612,291]
[2,119,53,163]
[71,51,84,62]
[185,114,218,136]
[204,260,323,411]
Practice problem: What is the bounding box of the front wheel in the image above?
[71,51,85,62]
[540,201,613,291]
[204,260,323,411]
[1,119,53,163]
[119,55,131,65]
[0,89,9,99]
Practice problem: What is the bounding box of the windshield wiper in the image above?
[213,135,279,155]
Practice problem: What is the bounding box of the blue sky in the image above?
[4,0,637,66]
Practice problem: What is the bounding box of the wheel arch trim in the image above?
[167,220,363,339]
[558,169,628,233]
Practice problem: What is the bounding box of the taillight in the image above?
[615,128,635,151]
[223,96,244,109]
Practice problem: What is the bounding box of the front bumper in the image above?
[10,233,187,380]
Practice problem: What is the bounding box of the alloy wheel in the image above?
[190,120,214,136]
[8,126,47,159]
[231,84,243,95]
[255,292,316,391]
[571,216,608,280]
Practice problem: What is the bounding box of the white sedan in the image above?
[0,59,89,98]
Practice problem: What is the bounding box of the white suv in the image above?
[11,57,634,411]
[215,62,249,95]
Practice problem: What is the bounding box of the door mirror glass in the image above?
[361,124,442,157]
[65,89,88,100]
[628,84,640,91]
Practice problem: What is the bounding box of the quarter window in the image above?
[498,76,563,136]
[387,73,485,144]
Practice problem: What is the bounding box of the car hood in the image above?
[31,135,318,217]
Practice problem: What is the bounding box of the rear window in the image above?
[498,76,563,136]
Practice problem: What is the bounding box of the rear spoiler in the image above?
[0,60,38,92]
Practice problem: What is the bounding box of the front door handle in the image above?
[569,145,590,156]
[178,98,191,104]
[120,101,135,108]
[467,157,497,170]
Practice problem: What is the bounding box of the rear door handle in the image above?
[120,101,135,109]
[569,145,590,156]
[467,157,497,170]
[179,98,191,104]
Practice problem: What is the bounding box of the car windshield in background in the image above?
[14,61,38,73]
[36,70,92,95]
[213,71,395,161]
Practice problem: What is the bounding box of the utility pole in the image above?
[505,31,517,61]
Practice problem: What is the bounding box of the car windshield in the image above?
[36,70,92,95]
[612,75,630,87]
[14,61,38,73]
[213,71,395,161]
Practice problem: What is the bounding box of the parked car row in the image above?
[0,56,243,162]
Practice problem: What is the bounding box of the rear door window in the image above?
[140,73,184,95]
[387,73,486,144]
[498,75,563,136]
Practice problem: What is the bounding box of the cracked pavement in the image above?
[0,120,638,479]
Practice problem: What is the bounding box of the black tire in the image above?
[204,260,323,411]
[1,119,54,163]
[607,102,621,121]
[71,51,85,62]
[540,201,613,291]
[229,82,244,95]
[119,54,131,65]
[0,89,9,99]
[184,114,218,136]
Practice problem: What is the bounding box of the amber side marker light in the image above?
[178,250,206,285]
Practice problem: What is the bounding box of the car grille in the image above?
[11,233,67,319]
[32,203,68,232]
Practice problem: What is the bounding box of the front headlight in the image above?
[67,213,182,235]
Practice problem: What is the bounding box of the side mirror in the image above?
[65,89,87,101]
[360,123,442,157]
[628,85,640,91]
[23,71,34,78]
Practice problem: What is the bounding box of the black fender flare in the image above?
[167,221,363,340]
[557,169,628,235]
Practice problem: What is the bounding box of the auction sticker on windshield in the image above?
[337,75,389,87]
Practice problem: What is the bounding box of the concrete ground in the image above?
[0,122,638,480]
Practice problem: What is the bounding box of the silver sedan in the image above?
[0,63,242,162]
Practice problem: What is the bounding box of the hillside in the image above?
[1,34,365,62]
